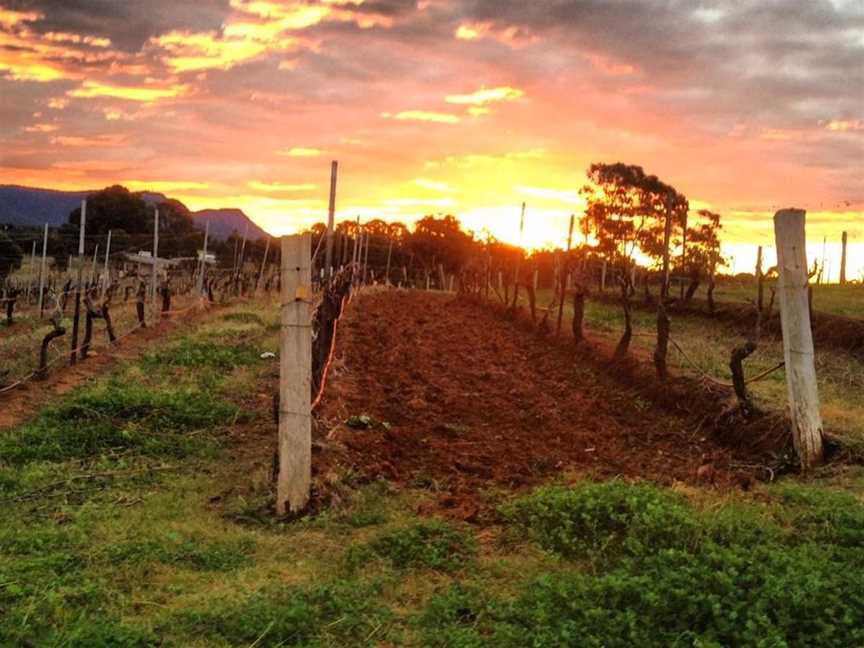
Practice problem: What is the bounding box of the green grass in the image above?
[170,581,392,647]
[345,520,477,573]
[0,379,238,465]
[418,481,864,648]
[713,281,864,319]
[142,338,261,370]
[2,298,863,647]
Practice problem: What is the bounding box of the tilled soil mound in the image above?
[315,290,757,520]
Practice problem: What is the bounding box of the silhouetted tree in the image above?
[410,215,474,274]
[581,162,688,357]
[0,231,23,280]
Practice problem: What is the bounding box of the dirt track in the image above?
[317,290,749,520]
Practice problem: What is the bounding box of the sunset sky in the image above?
[1,0,862,277]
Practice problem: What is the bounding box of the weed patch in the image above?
[105,534,255,572]
[773,483,864,548]
[221,311,265,325]
[0,380,238,465]
[457,481,864,647]
[170,581,391,647]
[142,338,260,370]
[346,520,476,573]
[501,481,700,563]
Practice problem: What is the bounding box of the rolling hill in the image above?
[0,185,268,240]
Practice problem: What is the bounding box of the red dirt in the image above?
[315,290,753,521]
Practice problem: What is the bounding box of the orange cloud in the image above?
[382,110,461,124]
[152,29,287,73]
[452,21,536,47]
[414,178,453,192]
[43,32,111,47]
[248,181,318,192]
[68,81,186,102]
[277,147,322,157]
[52,134,127,147]
[123,180,210,192]
[24,123,59,133]
[445,86,524,105]
[0,8,40,28]
[823,119,864,132]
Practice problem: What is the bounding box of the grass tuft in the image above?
[142,338,260,370]
[0,380,238,465]
[346,520,476,573]
[501,481,699,562]
[171,581,391,647]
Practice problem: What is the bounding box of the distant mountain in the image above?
[0,185,90,227]
[0,185,267,241]
[195,208,268,241]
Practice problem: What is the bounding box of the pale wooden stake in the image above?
[150,207,159,302]
[511,202,525,307]
[774,209,824,470]
[26,240,36,302]
[237,224,249,278]
[256,236,271,295]
[198,221,210,294]
[362,229,370,283]
[101,230,112,298]
[385,237,393,285]
[756,245,764,313]
[840,231,848,285]
[90,245,99,286]
[70,200,86,364]
[352,218,361,266]
[277,233,312,515]
[37,223,48,317]
[557,214,575,334]
[325,160,337,275]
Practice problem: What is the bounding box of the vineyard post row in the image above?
[454,208,826,471]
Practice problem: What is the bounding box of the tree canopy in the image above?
[0,231,23,280]
[581,162,689,271]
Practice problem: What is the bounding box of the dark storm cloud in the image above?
[2,0,231,50]
[455,0,864,121]
[352,0,419,17]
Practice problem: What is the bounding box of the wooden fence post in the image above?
[256,236,271,296]
[101,230,112,298]
[70,199,86,365]
[756,245,764,313]
[385,237,393,285]
[511,202,525,308]
[325,160,337,276]
[840,231,848,285]
[37,223,48,317]
[150,207,159,302]
[557,214,575,335]
[774,209,823,470]
[277,233,312,515]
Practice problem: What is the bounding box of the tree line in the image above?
[2,164,723,303]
